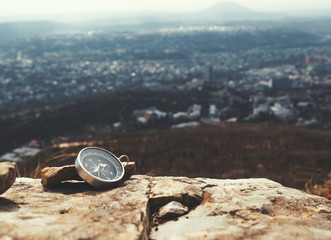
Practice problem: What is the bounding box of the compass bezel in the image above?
[75,147,125,188]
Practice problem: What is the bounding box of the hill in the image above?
[195,1,284,21]
[21,124,331,194]
[199,1,252,17]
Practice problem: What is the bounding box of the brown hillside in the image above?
[22,124,331,193]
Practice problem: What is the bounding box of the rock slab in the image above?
[41,162,136,188]
[0,176,331,240]
[0,162,16,195]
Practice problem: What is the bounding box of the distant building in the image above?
[271,103,293,118]
[13,147,41,158]
[270,78,292,90]
[209,65,214,81]
[137,117,148,125]
[253,103,270,116]
[113,122,122,128]
[0,143,41,163]
[0,153,21,162]
[171,121,200,129]
[209,104,218,118]
[226,117,237,123]
[133,107,167,119]
[172,104,201,122]
[187,104,202,119]
[173,112,189,120]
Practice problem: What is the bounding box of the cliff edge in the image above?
[1,176,331,239]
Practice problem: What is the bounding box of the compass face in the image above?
[77,147,124,182]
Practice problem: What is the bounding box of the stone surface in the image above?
[0,176,331,240]
[0,162,16,195]
[41,165,82,188]
[1,176,150,240]
[157,201,188,219]
[41,162,136,188]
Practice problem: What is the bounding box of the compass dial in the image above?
[75,147,125,188]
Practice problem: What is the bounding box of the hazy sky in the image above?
[1,0,331,20]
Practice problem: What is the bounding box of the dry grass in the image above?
[305,171,331,200]
[20,124,331,193]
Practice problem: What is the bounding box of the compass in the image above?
[75,147,128,188]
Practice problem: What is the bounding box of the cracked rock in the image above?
[1,176,331,240]
[151,178,331,240]
[0,162,16,195]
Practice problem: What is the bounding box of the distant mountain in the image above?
[195,1,285,21]
[1,1,327,38]
[201,1,251,15]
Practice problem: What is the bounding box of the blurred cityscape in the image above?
[1,24,330,128]
[0,2,331,166]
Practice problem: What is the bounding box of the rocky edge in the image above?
[0,175,330,240]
